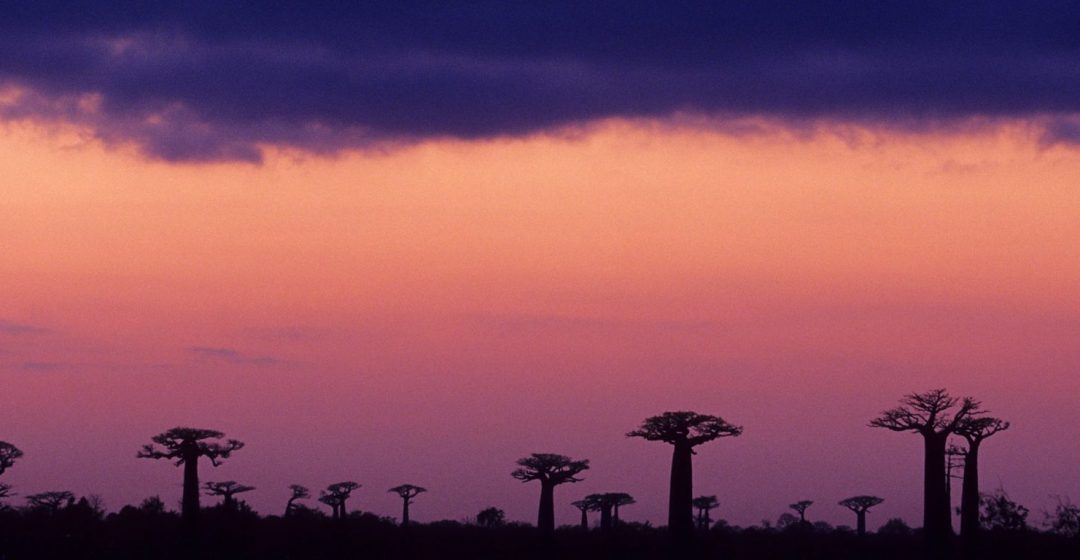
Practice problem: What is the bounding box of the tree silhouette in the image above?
[789,500,813,524]
[476,506,505,528]
[136,427,244,524]
[512,453,589,535]
[839,496,884,536]
[627,411,742,538]
[0,441,22,480]
[609,492,635,525]
[571,499,592,529]
[388,484,426,526]
[204,481,255,511]
[692,496,719,529]
[0,482,13,501]
[319,481,359,519]
[956,416,1010,539]
[870,389,980,546]
[25,491,75,514]
[285,484,309,516]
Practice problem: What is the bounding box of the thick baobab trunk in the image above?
[181,452,200,524]
[923,433,952,548]
[856,510,867,536]
[223,494,235,511]
[579,508,588,529]
[402,500,411,526]
[599,505,613,531]
[669,441,694,538]
[960,441,981,539]
[537,482,555,534]
[613,504,621,525]
[285,498,295,517]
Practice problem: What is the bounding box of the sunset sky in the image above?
[2,3,1079,530]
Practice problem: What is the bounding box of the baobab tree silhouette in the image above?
[285,484,309,516]
[571,499,592,529]
[839,496,884,536]
[512,453,589,535]
[137,427,244,525]
[789,500,813,524]
[319,481,359,519]
[870,389,980,549]
[627,411,742,539]
[584,494,615,531]
[609,492,635,525]
[25,491,75,514]
[204,481,255,511]
[388,484,426,526]
[692,496,719,530]
[956,416,1010,540]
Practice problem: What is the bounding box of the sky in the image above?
[1,3,1080,530]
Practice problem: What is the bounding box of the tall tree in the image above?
[204,481,255,511]
[870,389,980,547]
[692,496,719,530]
[956,416,1010,539]
[285,484,309,516]
[627,411,742,539]
[0,441,22,476]
[512,453,589,535]
[839,496,884,536]
[137,427,244,525]
[319,481,359,519]
[789,500,813,524]
[388,484,426,526]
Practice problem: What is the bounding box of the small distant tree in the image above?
[609,492,635,525]
[571,500,592,529]
[627,411,742,539]
[512,453,589,535]
[388,484,426,526]
[839,496,884,536]
[980,488,1028,532]
[789,500,813,524]
[955,416,1010,538]
[137,427,244,524]
[0,442,22,476]
[878,517,913,537]
[1047,497,1080,538]
[25,491,75,514]
[140,495,167,515]
[204,481,255,511]
[582,493,634,531]
[319,482,360,519]
[476,507,506,528]
[776,512,800,530]
[285,485,310,516]
[692,496,719,529]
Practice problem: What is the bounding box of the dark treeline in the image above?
[0,389,1079,559]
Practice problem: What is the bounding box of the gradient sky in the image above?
[2,3,1080,531]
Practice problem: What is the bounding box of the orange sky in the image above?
[1,119,1078,528]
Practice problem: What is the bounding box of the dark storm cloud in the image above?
[3,1,1080,161]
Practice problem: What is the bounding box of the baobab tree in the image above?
[627,411,742,538]
[204,481,255,511]
[25,491,75,514]
[137,427,244,524]
[0,441,22,476]
[789,500,813,524]
[692,496,719,529]
[511,453,589,535]
[609,492,635,525]
[388,484,426,526]
[870,389,980,546]
[571,499,592,529]
[839,496,884,536]
[285,484,309,516]
[956,416,1010,539]
[584,494,615,531]
[319,481,359,519]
